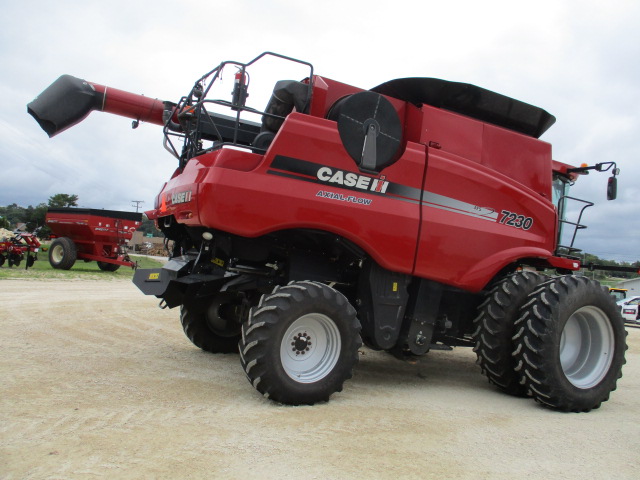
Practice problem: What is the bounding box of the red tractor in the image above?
[28,52,626,411]
[0,230,41,268]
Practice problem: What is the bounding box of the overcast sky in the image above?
[0,0,638,262]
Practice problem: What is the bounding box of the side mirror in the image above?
[607,176,617,201]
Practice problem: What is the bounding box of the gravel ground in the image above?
[1,278,639,479]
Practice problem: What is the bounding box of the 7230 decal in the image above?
[499,210,534,230]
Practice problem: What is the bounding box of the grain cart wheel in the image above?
[97,261,120,272]
[49,237,77,270]
[180,295,242,353]
[240,281,361,405]
[472,271,547,396]
[513,276,627,412]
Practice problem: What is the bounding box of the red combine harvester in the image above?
[45,208,142,271]
[28,52,627,410]
[0,230,41,268]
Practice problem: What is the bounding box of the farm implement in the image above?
[28,52,627,411]
[0,230,41,269]
[45,208,142,271]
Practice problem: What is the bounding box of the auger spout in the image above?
[27,74,166,137]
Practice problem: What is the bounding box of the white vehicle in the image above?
[618,296,640,324]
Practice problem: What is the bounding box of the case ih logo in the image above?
[267,155,504,224]
[267,156,390,196]
[169,190,192,205]
[316,167,389,193]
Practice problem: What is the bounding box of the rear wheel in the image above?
[97,261,120,272]
[513,276,627,412]
[240,281,361,405]
[180,294,242,353]
[49,237,77,270]
[473,271,547,396]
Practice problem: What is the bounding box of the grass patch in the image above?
[594,277,627,288]
[0,254,164,280]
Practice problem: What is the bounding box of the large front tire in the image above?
[513,276,627,412]
[473,271,547,396]
[240,281,362,405]
[49,237,77,270]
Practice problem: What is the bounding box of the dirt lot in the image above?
[2,278,639,479]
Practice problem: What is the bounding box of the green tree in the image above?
[24,203,51,237]
[138,215,162,237]
[48,193,79,208]
[0,203,26,226]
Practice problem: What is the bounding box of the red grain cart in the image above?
[45,208,142,271]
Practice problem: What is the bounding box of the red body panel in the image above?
[160,113,424,274]
[46,209,141,263]
[413,106,556,291]
[149,74,568,292]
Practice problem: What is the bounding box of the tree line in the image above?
[581,253,640,280]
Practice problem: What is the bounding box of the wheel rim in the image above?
[559,306,614,389]
[205,297,242,338]
[206,314,240,338]
[51,244,64,263]
[280,313,341,384]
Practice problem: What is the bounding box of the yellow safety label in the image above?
[212,258,225,267]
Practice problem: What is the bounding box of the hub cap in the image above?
[280,313,341,383]
[51,245,64,263]
[560,306,614,389]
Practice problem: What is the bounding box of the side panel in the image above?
[481,124,552,199]
[194,113,425,275]
[414,147,557,292]
[155,160,205,225]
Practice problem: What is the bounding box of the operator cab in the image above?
[553,161,620,257]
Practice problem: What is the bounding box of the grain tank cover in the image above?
[371,77,556,138]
